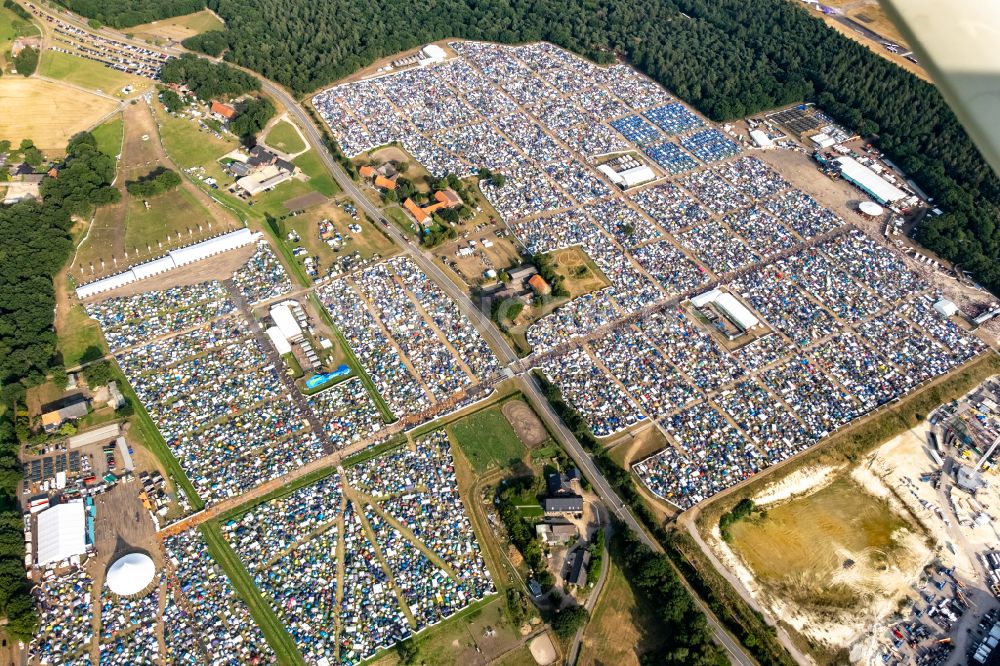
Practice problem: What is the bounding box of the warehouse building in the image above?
[834,156,907,205]
[36,501,86,566]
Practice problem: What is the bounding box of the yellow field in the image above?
[579,559,665,666]
[0,77,118,152]
[728,478,924,609]
[128,10,224,42]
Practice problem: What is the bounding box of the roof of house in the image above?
[359,165,377,178]
[374,174,397,190]
[403,198,430,224]
[210,100,237,120]
[543,496,583,512]
[528,274,550,293]
[434,189,462,206]
[508,265,538,281]
[569,548,591,586]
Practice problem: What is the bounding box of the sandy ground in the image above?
[502,400,548,447]
[711,409,1000,663]
[749,462,845,506]
[709,448,936,655]
[0,77,118,152]
[528,632,557,665]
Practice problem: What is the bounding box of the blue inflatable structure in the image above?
[305,364,352,389]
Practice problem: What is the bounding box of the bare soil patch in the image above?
[502,400,548,447]
[284,191,329,211]
[527,632,557,666]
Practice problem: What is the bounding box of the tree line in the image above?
[55,0,204,29]
[0,131,120,640]
[159,53,259,101]
[126,167,182,197]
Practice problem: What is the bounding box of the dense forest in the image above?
[0,132,119,639]
[230,96,275,140]
[55,0,204,28]
[159,53,259,101]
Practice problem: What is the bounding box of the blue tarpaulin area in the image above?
[305,364,352,389]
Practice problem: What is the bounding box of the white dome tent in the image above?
[106,552,156,597]
[858,200,885,217]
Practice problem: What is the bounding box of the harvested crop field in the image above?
[0,78,117,152]
[284,191,328,211]
[128,10,224,42]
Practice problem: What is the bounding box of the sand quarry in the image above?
[710,415,1000,662]
[708,430,952,657]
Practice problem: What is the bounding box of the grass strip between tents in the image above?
[200,522,305,666]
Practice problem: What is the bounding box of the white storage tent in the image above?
[715,292,760,330]
[106,552,156,597]
[76,228,255,299]
[934,298,958,317]
[36,501,86,566]
[75,271,137,299]
[835,156,907,204]
[690,288,721,308]
[750,129,773,148]
[130,256,177,280]
[619,165,656,188]
[270,303,303,342]
[168,228,254,267]
[266,326,293,355]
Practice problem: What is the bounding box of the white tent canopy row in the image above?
[75,228,259,299]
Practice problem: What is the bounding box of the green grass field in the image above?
[386,205,418,236]
[449,406,527,472]
[157,101,237,168]
[58,303,107,368]
[39,50,148,96]
[123,184,219,252]
[200,523,305,665]
[265,120,306,154]
[517,505,544,518]
[292,149,338,197]
[91,114,124,157]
